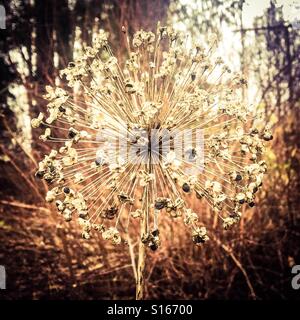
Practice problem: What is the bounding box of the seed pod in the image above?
[191,148,197,157]
[125,82,136,94]
[82,231,90,240]
[44,173,54,184]
[35,170,45,179]
[103,206,118,219]
[59,105,66,113]
[117,192,133,204]
[236,192,245,204]
[235,173,242,181]
[192,226,209,243]
[118,194,128,202]
[262,133,273,141]
[155,201,164,210]
[55,200,65,212]
[68,127,78,139]
[49,166,55,173]
[152,229,159,237]
[250,128,259,135]
[95,159,102,166]
[141,233,151,244]
[95,154,106,166]
[131,209,142,219]
[154,198,168,210]
[78,211,88,219]
[92,223,105,232]
[63,186,70,194]
[192,234,205,244]
[149,241,158,251]
[182,183,190,193]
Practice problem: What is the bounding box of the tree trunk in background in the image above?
[35,0,54,86]
[54,0,72,70]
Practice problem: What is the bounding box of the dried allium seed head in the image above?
[33,24,270,248]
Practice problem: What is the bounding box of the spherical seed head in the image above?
[33,25,270,246]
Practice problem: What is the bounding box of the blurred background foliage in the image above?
[0,0,299,299]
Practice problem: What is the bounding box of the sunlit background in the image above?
[0,0,299,299]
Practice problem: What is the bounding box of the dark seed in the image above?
[192,235,204,244]
[263,134,273,141]
[239,199,245,204]
[95,158,104,166]
[235,173,242,181]
[44,176,53,184]
[104,207,118,219]
[59,105,66,113]
[149,242,158,251]
[79,211,88,219]
[49,166,55,173]
[182,183,190,193]
[118,194,128,202]
[152,229,159,237]
[249,202,255,207]
[68,129,77,138]
[35,171,45,179]
[63,187,70,194]
[141,234,150,244]
[155,200,165,210]
[187,148,197,161]
[253,187,258,193]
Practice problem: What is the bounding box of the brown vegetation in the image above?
[0,0,299,300]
